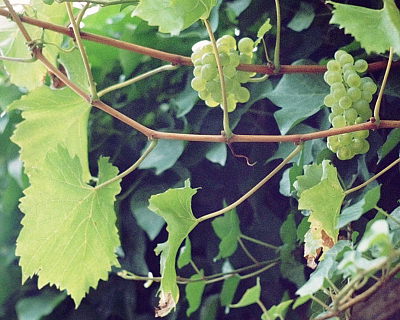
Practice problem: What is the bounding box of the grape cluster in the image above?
[190,35,255,112]
[323,50,377,160]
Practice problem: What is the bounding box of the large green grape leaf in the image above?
[297,161,345,268]
[133,0,217,35]
[328,0,400,54]
[16,146,121,306]
[9,87,91,182]
[0,1,66,89]
[149,180,199,317]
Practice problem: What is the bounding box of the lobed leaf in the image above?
[230,277,261,308]
[16,146,121,306]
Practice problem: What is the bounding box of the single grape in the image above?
[342,63,354,73]
[193,66,202,77]
[331,82,346,92]
[202,53,216,65]
[354,116,364,124]
[354,59,368,73]
[339,95,352,109]
[328,113,335,123]
[223,95,237,112]
[236,71,251,83]
[201,64,218,81]
[339,53,354,66]
[236,87,250,103]
[223,65,237,78]
[359,140,370,154]
[327,135,340,152]
[343,70,357,83]
[211,88,223,103]
[353,100,370,115]
[344,108,358,123]
[332,87,347,101]
[324,94,336,107]
[198,90,210,100]
[361,90,373,102]
[205,99,219,107]
[331,104,344,115]
[217,43,230,53]
[217,35,236,49]
[332,115,346,128]
[325,71,342,85]
[352,138,365,153]
[338,133,352,145]
[354,130,369,139]
[229,51,241,67]
[191,77,206,91]
[346,73,361,87]
[337,146,354,160]
[193,58,203,66]
[238,37,254,53]
[218,52,230,66]
[362,81,378,94]
[191,51,203,62]
[334,50,347,61]
[327,60,341,72]
[239,53,252,64]
[347,87,362,101]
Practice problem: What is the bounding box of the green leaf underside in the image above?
[338,185,381,228]
[379,128,400,161]
[211,207,240,260]
[265,300,293,320]
[185,270,206,316]
[328,0,400,54]
[220,275,240,306]
[16,146,121,306]
[265,60,329,134]
[0,0,66,89]
[177,237,192,269]
[287,1,315,32]
[297,161,345,266]
[149,180,199,316]
[9,87,91,182]
[133,0,217,35]
[230,277,261,308]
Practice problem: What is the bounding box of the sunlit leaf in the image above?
[254,19,272,46]
[230,277,260,308]
[185,270,206,316]
[16,146,121,306]
[378,128,400,162]
[262,300,293,320]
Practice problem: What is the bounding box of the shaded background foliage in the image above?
[0,0,399,319]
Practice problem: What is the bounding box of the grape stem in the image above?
[273,0,282,72]
[203,18,233,139]
[373,47,393,126]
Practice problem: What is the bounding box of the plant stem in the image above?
[65,2,98,100]
[239,261,279,280]
[247,74,269,82]
[375,206,400,226]
[257,300,270,320]
[203,18,232,139]
[345,157,400,195]
[197,144,303,223]
[373,47,393,126]
[273,0,281,72]
[0,55,36,62]
[240,234,279,250]
[98,64,178,97]
[58,0,138,5]
[95,140,157,190]
[190,260,203,277]
[238,237,260,264]
[76,2,90,26]
[310,295,332,311]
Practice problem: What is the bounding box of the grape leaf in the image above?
[0,0,66,89]
[328,0,400,54]
[254,19,272,47]
[149,180,199,317]
[9,87,91,182]
[297,161,345,268]
[230,277,260,308]
[262,300,293,320]
[185,270,206,316]
[337,185,381,228]
[133,0,217,35]
[287,1,315,32]
[265,60,329,134]
[211,207,240,260]
[378,128,400,161]
[177,237,192,269]
[220,275,240,306]
[16,146,121,306]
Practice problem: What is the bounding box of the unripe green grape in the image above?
[362,81,378,94]
[238,37,254,53]
[328,113,335,122]
[334,50,347,60]
[331,104,344,115]
[327,60,341,72]
[343,70,357,83]
[327,135,340,152]
[354,130,369,139]
[342,63,354,73]
[331,82,345,92]
[358,107,372,120]
[193,66,202,77]
[198,90,210,100]
[344,108,358,123]
[339,95,352,109]
[223,95,237,112]
[347,87,362,101]
[352,138,365,153]
[337,146,354,160]
[239,53,252,64]
[206,80,219,92]
[338,133,352,145]
[211,88,223,103]
[361,90,373,102]
[217,43,230,53]
[332,115,346,128]
[324,94,336,107]
[339,53,354,66]
[236,86,250,103]
[224,78,236,92]
[201,64,218,81]
[236,71,251,83]
[353,100,370,115]
[192,40,210,53]
[217,52,230,66]
[223,65,236,78]
[354,116,364,124]
[346,73,361,87]
[361,77,374,84]
[354,59,368,73]
[202,53,216,65]
[324,71,342,85]
[205,99,219,107]
[332,87,347,101]
[229,52,241,67]
[191,77,206,91]
[217,35,236,49]
[191,51,203,62]
[193,58,203,66]
[358,140,370,154]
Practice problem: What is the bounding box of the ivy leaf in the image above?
[177,237,192,269]
[133,0,217,35]
[328,0,400,54]
[220,275,240,307]
[254,19,272,47]
[0,0,66,89]
[357,220,392,257]
[265,60,329,134]
[149,180,199,317]
[9,87,91,182]
[185,270,206,316]
[211,207,240,260]
[287,1,315,32]
[16,146,121,306]
[338,185,381,228]
[230,277,261,308]
[297,161,345,268]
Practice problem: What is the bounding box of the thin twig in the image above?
[238,237,260,264]
[273,0,281,72]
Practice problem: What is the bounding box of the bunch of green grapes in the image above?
[190,35,255,112]
[323,50,378,160]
